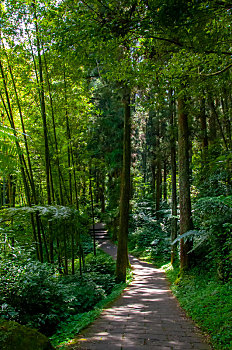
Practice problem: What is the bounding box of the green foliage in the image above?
[128,200,170,266]
[85,251,115,275]
[193,195,232,280]
[50,269,132,347]
[0,252,66,334]
[172,195,232,280]
[193,149,232,198]
[0,205,91,262]
[0,247,117,337]
[0,123,18,176]
[163,263,232,350]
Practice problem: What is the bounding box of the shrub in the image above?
[0,248,117,336]
[84,251,116,275]
[193,195,232,281]
[128,199,170,264]
[0,256,66,334]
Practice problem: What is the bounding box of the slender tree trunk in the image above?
[35,214,43,262]
[71,150,79,210]
[40,220,50,262]
[0,62,44,261]
[32,4,52,205]
[4,49,38,204]
[151,160,156,201]
[199,97,208,162]
[43,50,65,204]
[71,232,75,275]
[0,65,30,201]
[64,223,68,275]
[163,160,167,202]
[56,238,63,273]
[64,68,73,205]
[209,97,228,151]
[89,166,96,256]
[178,94,193,270]
[79,243,83,276]
[156,158,162,214]
[155,119,162,216]
[100,171,105,213]
[32,3,54,263]
[116,86,131,283]
[170,90,178,264]
[63,68,79,208]
[221,89,232,149]
[208,98,217,145]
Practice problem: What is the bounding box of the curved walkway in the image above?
[68,240,211,350]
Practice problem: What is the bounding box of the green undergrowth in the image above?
[128,248,169,269]
[163,263,232,350]
[50,269,132,349]
[0,241,133,348]
[128,200,171,268]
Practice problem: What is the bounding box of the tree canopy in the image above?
[0,1,231,346]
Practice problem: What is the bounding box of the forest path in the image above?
[67,235,211,350]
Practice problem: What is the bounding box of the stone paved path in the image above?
[67,239,212,350]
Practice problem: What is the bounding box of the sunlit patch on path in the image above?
[67,237,211,350]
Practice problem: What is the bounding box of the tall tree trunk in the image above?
[208,97,228,151]
[71,232,75,275]
[89,166,96,256]
[221,88,232,149]
[100,171,105,213]
[0,67,31,203]
[199,97,208,162]
[64,68,73,205]
[116,86,131,283]
[151,160,156,201]
[43,50,64,205]
[156,157,162,215]
[63,224,68,275]
[5,50,38,204]
[71,150,79,210]
[169,90,178,264]
[63,67,79,208]
[163,160,167,202]
[32,4,52,205]
[35,214,44,262]
[178,95,193,270]
[155,118,162,216]
[0,67,42,261]
[32,3,54,263]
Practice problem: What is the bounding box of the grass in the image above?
[163,262,232,350]
[129,248,169,268]
[50,268,132,349]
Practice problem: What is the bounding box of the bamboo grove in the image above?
[0,0,231,281]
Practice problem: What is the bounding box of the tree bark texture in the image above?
[199,97,208,152]
[178,95,193,270]
[116,86,131,283]
[169,90,178,264]
[155,119,162,216]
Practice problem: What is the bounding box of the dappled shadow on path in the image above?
[67,241,211,350]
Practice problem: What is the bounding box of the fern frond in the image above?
[171,229,206,245]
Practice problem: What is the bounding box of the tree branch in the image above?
[199,62,232,76]
[150,35,183,47]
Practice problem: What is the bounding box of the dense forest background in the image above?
[0,1,231,349]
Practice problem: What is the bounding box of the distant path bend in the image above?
[68,239,212,350]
